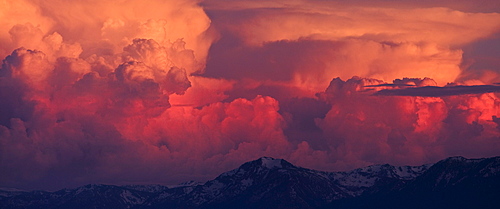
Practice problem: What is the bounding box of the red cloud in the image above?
[0,0,499,192]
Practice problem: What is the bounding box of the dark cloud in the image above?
[374,84,500,97]
[458,31,500,84]
[280,97,331,149]
[0,78,35,128]
[165,67,191,95]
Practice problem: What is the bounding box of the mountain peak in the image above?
[258,157,283,169]
[440,156,483,164]
[445,156,467,161]
[2,156,500,209]
[218,157,295,178]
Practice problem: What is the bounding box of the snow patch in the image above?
[167,181,203,188]
[333,172,378,188]
[220,167,248,177]
[73,184,106,196]
[446,156,482,163]
[481,166,500,177]
[121,190,144,205]
[241,178,253,186]
[260,157,282,169]
[203,180,225,194]
[393,164,433,180]
[122,185,169,192]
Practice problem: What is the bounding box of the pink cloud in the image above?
[0,0,499,191]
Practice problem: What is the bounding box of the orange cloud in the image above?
[206,2,500,47]
[204,0,500,88]
[1,0,500,191]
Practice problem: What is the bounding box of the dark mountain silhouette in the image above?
[1,156,499,209]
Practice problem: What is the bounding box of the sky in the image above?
[0,0,499,191]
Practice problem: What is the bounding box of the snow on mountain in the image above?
[121,184,169,193]
[120,190,145,205]
[168,156,435,206]
[0,188,26,198]
[260,157,283,169]
[392,164,433,179]
[176,180,204,187]
[1,156,500,209]
[219,157,289,178]
[331,163,433,188]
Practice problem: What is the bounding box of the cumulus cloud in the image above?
[1,0,500,191]
[204,39,463,94]
[1,48,52,89]
[204,0,500,47]
[312,77,500,169]
[204,0,500,88]
[0,0,216,190]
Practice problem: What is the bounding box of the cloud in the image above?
[204,38,463,94]
[0,92,292,190]
[1,0,500,192]
[204,1,500,47]
[313,77,500,169]
[204,0,500,86]
[374,84,500,97]
[458,31,500,84]
[203,0,500,13]
[0,0,217,190]
[1,48,52,89]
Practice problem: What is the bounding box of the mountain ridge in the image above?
[1,156,500,209]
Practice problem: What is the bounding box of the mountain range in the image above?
[1,156,499,209]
